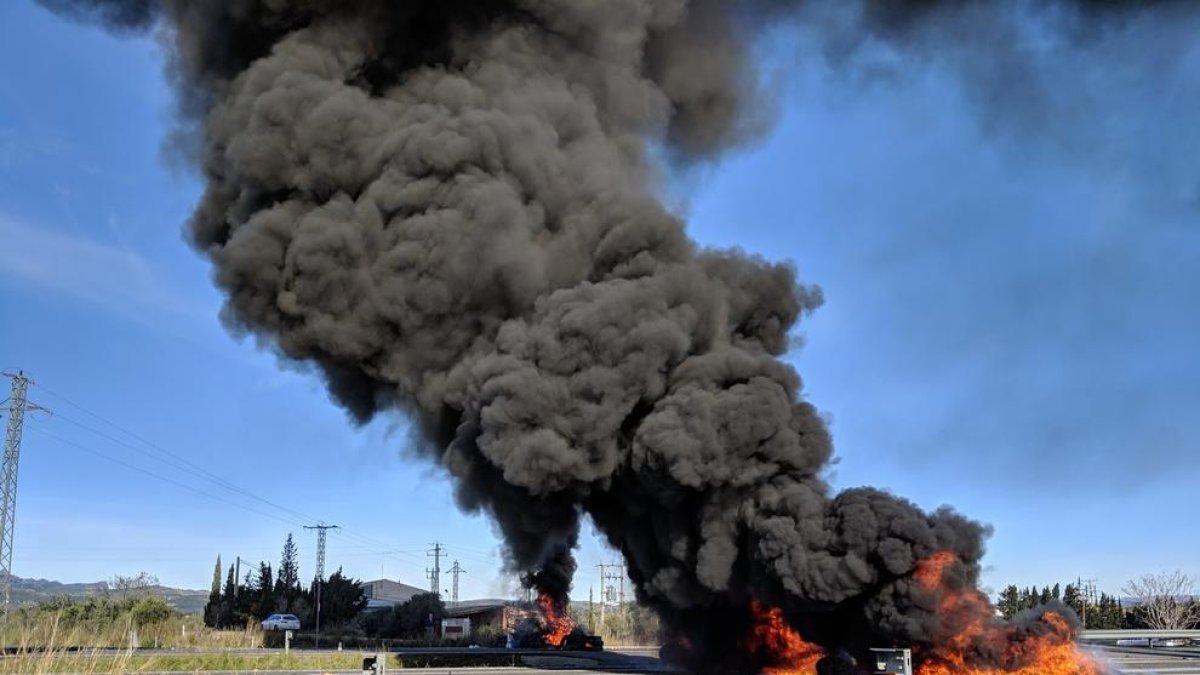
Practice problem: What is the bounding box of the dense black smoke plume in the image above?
[43,0,1173,671]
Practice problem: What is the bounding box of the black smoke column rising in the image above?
[43,0,1167,671]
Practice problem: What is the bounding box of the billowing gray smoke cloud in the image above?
[43,0,1171,671]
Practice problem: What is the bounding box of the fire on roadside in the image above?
[737,554,1106,675]
[744,600,826,675]
[912,552,1106,675]
[537,591,576,648]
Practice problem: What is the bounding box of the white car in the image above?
[261,613,301,631]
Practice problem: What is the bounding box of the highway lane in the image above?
[24,644,1200,674]
[1097,646,1200,674]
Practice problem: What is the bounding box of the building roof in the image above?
[360,579,428,606]
[444,599,522,618]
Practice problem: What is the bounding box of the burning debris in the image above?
[907,552,1105,675]
[42,0,1172,672]
[720,552,1106,674]
[535,592,575,649]
[744,600,825,675]
[507,591,601,651]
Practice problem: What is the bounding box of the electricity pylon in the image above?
[0,371,48,612]
[446,560,466,606]
[304,524,338,632]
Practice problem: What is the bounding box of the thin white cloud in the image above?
[0,214,205,322]
[0,128,70,170]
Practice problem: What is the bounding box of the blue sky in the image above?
[1,1,1197,601]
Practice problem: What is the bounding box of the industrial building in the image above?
[359,579,428,610]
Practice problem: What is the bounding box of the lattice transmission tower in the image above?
[304,523,338,632]
[0,371,48,612]
[426,542,443,596]
[446,560,466,606]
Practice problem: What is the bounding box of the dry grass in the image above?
[0,613,341,673]
[0,646,133,675]
[0,650,365,674]
[1,613,262,651]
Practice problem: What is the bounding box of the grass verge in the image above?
[0,651,367,674]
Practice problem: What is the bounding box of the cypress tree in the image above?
[276,533,301,610]
[203,554,223,627]
[258,562,275,618]
[998,585,1020,619]
[1063,584,1081,617]
[211,555,222,596]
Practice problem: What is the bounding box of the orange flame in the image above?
[914,551,958,591]
[537,591,575,648]
[912,552,1106,675]
[745,600,826,675]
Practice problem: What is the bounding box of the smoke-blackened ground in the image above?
[38,1,1172,672]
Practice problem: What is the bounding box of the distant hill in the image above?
[11,575,209,615]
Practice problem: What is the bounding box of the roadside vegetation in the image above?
[0,595,289,674]
[997,571,1200,630]
[574,603,661,646]
[9,529,666,663]
[0,650,364,674]
[2,595,258,650]
[204,533,366,631]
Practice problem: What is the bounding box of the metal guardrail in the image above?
[1080,630,1200,640]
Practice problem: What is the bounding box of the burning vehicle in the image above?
[702,551,1104,674]
[44,0,1168,673]
[508,592,604,651]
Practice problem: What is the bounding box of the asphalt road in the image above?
[25,645,1200,674]
[1096,645,1200,674]
[2,646,675,675]
[124,670,654,675]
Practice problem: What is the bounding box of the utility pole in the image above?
[235,557,241,598]
[304,524,338,633]
[602,564,625,604]
[426,543,443,597]
[617,563,626,607]
[596,564,607,627]
[598,562,625,627]
[446,560,466,606]
[0,372,48,612]
[1078,577,1098,629]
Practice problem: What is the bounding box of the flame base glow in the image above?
[741,555,1107,675]
[913,552,1105,675]
[745,600,826,675]
[537,592,576,648]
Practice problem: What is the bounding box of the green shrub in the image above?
[129,597,174,626]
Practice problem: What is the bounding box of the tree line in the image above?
[359,591,447,640]
[996,570,1200,630]
[203,533,366,630]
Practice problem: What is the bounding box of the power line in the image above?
[18,425,426,590]
[328,529,423,560]
[24,380,508,584]
[30,382,403,556]
[337,548,425,560]
[34,385,320,522]
[17,556,208,563]
[27,420,400,567]
[33,423,390,577]
[25,424,309,529]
